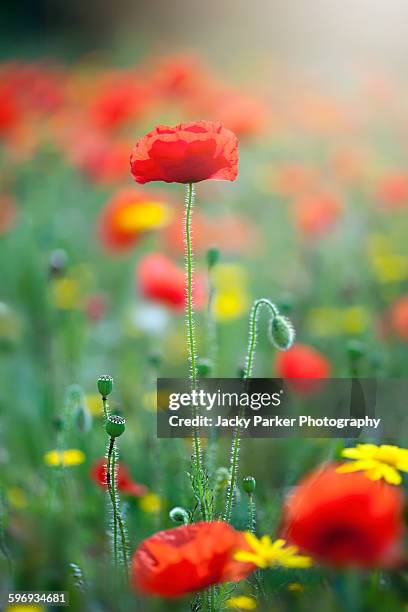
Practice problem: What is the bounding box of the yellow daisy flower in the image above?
[337,444,408,485]
[226,595,257,609]
[234,532,312,569]
[44,449,85,467]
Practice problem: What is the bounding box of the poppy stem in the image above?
[184,183,208,521]
[106,438,129,582]
[224,299,279,522]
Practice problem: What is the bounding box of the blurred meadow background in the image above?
[1,1,408,611]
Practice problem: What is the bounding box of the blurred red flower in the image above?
[130,121,238,184]
[137,253,205,311]
[97,188,170,253]
[281,463,404,568]
[274,343,331,392]
[132,521,254,597]
[376,172,408,211]
[91,458,147,497]
[88,73,151,131]
[390,294,408,341]
[292,192,342,238]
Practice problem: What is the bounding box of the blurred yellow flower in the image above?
[143,390,156,412]
[371,255,408,283]
[306,306,369,336]
[7,486,28,509]
[234,533,312,569]
[44,449,85,467]
[85,394,102,417]
[226,595,257,609]
[337,444,408,485]
[139,493,162,513]
[214,290,249,321]
[116,201,172,232]
[50,278,81,310]
[342,306,369,334]
[213,263,250,322]
[287,582,304,593]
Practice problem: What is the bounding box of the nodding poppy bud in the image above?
[269,315,295,351]
[97,375,113,398]
[197,358,213,378]
[106,414,125,438]
[169,506,189,525]
[206,246,220,269]
[242,476,256,495]
[49,249,68,278]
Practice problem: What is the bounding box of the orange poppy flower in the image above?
[390,294,408,341]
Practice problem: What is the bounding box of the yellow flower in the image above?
[50,278,81,310]
[85,394,103,417]
[226,595,257,609]
[234,532,312,569]
[44,449,85,467]
[213,263,250,322]
[7,487,28,509]
[116,201,172,232]
[341,306,369,335]
[139,493,162,513]
[337,444,408,485]
[306,307,339,337]
[371,255,408,284]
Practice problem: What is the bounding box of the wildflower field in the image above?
[1,4,408,612]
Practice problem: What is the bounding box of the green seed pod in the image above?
[169,506,189,525]
[242,475,256,494]
[206,246,220,269]
[106,414,125,438]
[97,375,113,398]
[269,315,295,351]
[197,358,213,378]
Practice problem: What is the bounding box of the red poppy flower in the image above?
[97,188,170,253]
[137,253,205,311]
[274,343,331,393]
[292,192,341,238]
[281,463,404,568]
[91,459,147,497]
[390,294,408,341]
[130,121,238,184]
[132,521,254,597]
[376,172,408,211]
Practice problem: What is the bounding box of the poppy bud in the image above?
[106,415,125,438]
[270,315,295,351]
[97,375,113,398]
[197,358,213,377]
[206,246,220,269]
[242,475,256,494]
[169,506,189,525]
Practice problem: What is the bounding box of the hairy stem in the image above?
[184,182,208,520]
[224,299,278,522]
